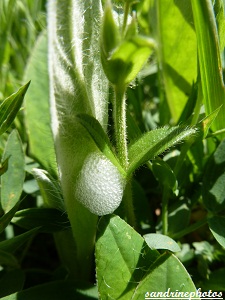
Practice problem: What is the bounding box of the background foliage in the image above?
[1,0,225,299]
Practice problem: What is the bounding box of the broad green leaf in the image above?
[12,208,70,233]
[0,82,30,135]
[96,215,159,299]
[48,0,108,279]
[96,215,197,299]
[32,168,64,211]
[143,233,181,252]
[0,201,20,234]
[128,126,197,176]
[202,139,225,213]
[23,30,57,174]
[1,130,25,213]
[1,281,98,300]
[76,113,126,177]
[208,216,225,248]
[156,0,197,122]
[191,0,225,134]
[133,252,199,299]
[0,269,25,299]
[0,227,39,253]
[0,249,19,268]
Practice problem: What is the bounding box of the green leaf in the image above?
[96,214,159,299]
[156,0,197,122]
[134,252,199,299]
[128,125,197,176]
[208,216,225,248]
[1,130,25,213]
[202,139,225,213]
[0,82,30,135]
[1,281,98,300]
[0,227,39,253]
[214,0,225,53]
[12,208,70,233]
[198,106,222,138]
[143,233,181,252]
[23,30,57,174]
[191,0,225,135]
[76,113,126,177]
[96,215,198,299]
[32,168,64,211]
[0,202,20,234]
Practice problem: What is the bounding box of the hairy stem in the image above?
[113,85,128,169]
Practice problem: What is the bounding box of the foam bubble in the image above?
[75,152,126,215]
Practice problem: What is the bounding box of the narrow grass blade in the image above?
[191,0,225,135]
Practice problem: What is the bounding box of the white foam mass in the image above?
[75,152,126,215]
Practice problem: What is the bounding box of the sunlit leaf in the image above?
[144,233,181,252]
[192,0,225,135]
[96,215,198,299]
[128,125,197,176]
[156,0,197,122]
[23,30,57,174]
[0,82,30,135]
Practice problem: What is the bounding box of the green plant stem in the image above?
[113,85,128,169]
[171,217,208,240]
[207,128,225,138]
[122,1,130,35]
[113,84,136,226]
[162,187,169,235]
